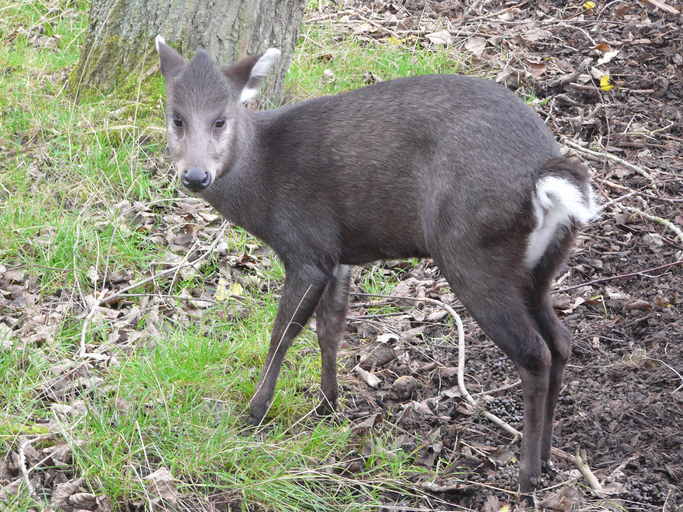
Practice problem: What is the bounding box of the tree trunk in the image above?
[72,0,305,104]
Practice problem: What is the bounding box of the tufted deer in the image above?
[155,36,597,493]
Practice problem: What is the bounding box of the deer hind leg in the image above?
[315,264,351,415]
[435,255,551,493]
[528,296,571,466]
[528,225,577,465]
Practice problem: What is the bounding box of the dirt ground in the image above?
[331,1,682,510]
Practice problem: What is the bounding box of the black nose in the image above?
[182,167,211,191]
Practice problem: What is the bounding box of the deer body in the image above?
[156,38,597,493]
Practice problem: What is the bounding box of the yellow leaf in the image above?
[229,282,244,297]
[386,36,403,46]
[583,1,596,9]
[500,506,511,512]
[214,278,230,302]
[599,74,614,91]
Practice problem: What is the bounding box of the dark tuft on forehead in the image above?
[171,49,235,111]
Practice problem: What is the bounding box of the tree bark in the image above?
[73,0,305,104]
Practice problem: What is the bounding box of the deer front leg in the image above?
[248,265,329,425]
[315,265,351,415]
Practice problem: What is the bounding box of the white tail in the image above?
[526,176,598,268]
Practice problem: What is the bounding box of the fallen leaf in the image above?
[376,332,399,344]
[437,366,458,379]
[87,266,99,284]
[3,269,25,283]
[68,492,98,509]
[583,1,596,9]
[359,343,396,369]
[322,68,335,83]
[351,412,382,433]
[0,323,14,349]
[642,232,664,250]
[654,296,671,307]
[540,485,582,511]
[597,49,619,65]
[392,375,418,399]
[625,299,652,311]
[50,477,84,509]
[527,61,546,79]
[464,37,486,57]
[426,30,452,46]
[144,467,178,505]
[481,495,500,512]
[599,74,614,91]
[352,22,374,35]
[354,366,381,388]
[489,445,516,465]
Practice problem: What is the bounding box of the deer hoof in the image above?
[247,402,268,426]
[315,401,337,416]
[542,458,558,474]
[519,469,542,494]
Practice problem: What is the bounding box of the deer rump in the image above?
[155,37,598,494]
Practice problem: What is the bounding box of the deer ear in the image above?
[223,48,281,103]
[156,35,186,79]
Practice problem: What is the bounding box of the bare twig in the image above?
[558,260,683,292]
[574,449,604,494]
[473,379,521,396]
[563,139,655,183]
[17,436,51,499]
[350,11,402,39]
[643,0,680,15]
[622,206,683,245]
[598,178,683,204]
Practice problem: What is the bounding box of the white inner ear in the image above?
[239,48,281,103]
[240,88,260,103]
[155,34,166,53]
[251,48,281,77]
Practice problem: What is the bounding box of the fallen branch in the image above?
[558,260,683,292]
[563,139,655,183]
[621,206,683,245]
[643,0,679,15]
[16,436,51,499]
[18,438,35,498]
[574,449,604,494]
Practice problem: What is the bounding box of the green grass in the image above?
[1,2,461,510]
[287,25,462,99]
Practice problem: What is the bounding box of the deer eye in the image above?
[214,119,226,129]
[172,114,183,128]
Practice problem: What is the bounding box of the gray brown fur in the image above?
[156,41,596,493]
